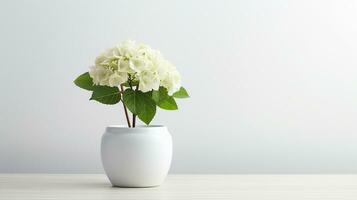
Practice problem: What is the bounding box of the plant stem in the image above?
[132,85,139,128]
[120,85,131,127]
[128,74,133,90]
[132,114,136,128]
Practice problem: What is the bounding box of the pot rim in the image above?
[108,125,165,128]
[106,125,167,133]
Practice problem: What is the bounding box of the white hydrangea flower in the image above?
[108,71,128,87]
[162,70,181,95]
[95,48,115,66]
[89,40,182,95]
[117,58,133,73]
[138,70,160,92]
[129,56,149,73]
[117,40,138,57]
[89,65,112,86]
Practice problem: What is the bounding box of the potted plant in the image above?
[74,40,189,187]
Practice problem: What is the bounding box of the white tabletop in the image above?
[0,174,357,200]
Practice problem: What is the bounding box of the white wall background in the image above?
[1,0,357,173]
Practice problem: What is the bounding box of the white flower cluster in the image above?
[89,40,181,95]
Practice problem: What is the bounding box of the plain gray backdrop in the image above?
[1,0,357,173]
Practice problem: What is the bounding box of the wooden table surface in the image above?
[1,174,357,200]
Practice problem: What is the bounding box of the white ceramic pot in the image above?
[101,125,172,187]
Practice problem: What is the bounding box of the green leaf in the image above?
[152,89,160,103]
[74,72,95,91]
[157,97,178,110]
[152,87,178,110]
[173,87,189,98]
[121,80,139,87]
[90,86,121,105]
[123,89,156,125]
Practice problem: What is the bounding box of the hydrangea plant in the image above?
[74,40,189,127]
